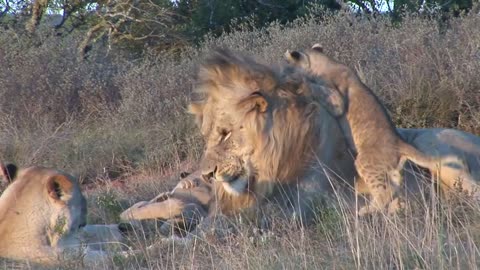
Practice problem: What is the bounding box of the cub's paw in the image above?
[358,205,377,217]
[387,197,406,215]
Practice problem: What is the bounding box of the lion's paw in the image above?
[175,178,201,190]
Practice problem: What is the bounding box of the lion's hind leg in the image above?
[355,171,405,216]
[356,158,400,216]
[354,176,370,194]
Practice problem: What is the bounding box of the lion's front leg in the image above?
[149,191,172,203]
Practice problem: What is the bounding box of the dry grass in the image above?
[64,176,480,269]
[1,11,480,270]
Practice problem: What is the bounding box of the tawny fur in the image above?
[285,44,478,215]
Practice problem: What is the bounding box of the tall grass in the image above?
[78,175,480,269]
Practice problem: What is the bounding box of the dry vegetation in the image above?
[1,11,480,269]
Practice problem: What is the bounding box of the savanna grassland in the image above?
[1,11,480,269]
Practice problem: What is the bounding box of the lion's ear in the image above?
[311,44,324,53]
[188,103,204,128]
[0,163,17,184]
[284,50,305,63]
[47,174,74,203]
[238,92,268,113]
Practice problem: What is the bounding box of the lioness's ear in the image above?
[238,92,268,113]
[0,163,17,184]
[284,50,304,63]
[311,44,324,53]
[47,174,74,202]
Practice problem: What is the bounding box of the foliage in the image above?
[175,0,342,39]
[2,0,477,57]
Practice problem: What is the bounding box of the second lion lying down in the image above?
[121,48,480,232]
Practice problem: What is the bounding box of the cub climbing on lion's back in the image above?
[285,44,475,215]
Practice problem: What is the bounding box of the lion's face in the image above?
[190,49,326,196]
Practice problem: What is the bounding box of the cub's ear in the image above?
[284,50,304,63]
[47,174,74,203]
[238,92,268,113]
[311,43,324,53]
[0,163,17,184]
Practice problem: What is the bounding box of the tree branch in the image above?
[348,0,372,13]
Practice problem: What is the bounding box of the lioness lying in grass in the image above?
[0,162,134,267]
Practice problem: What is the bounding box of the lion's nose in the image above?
[202,166,217,181]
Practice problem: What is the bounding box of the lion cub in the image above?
[285,44,470,215]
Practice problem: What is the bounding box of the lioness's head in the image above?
[190,49,332,197]
[0,164,87,261]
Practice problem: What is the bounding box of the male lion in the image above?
[0,163,132,267]
[285,44,478,215]
[186,48,357,224]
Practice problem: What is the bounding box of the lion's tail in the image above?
[399,141,479,195]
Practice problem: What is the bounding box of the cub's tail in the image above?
[399,141,479,196]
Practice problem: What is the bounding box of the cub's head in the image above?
[284,44,330,75]
[0,164,87,247]
[190,49,331,197]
